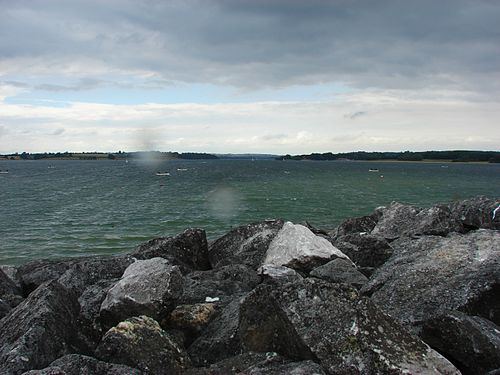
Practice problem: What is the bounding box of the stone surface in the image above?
[310,258,368,289]
[100,258,183,327]
[263,221,349,272]
[245,359,327,375]
[95,315,190,375]
[363,230,500,330]
[329,209,383,239]
[0,267,23,310]
[257,264,304,285]
[239,278,460,375]
[131,228,210,272]
[449,196,500,231]
[332,233,393,270]
[421,311,500,375]
[184,352,273,375]
[0,280,85,375]
[22,354,142,375]
[208,219,284,269]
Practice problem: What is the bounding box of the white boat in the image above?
[368,168,379,172]
[0,170,9,174]
[156,172,170,176]
[177,168,188,171]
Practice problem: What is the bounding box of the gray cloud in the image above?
[51,128,65,135]
[345,111,367,120]
[0,0,499,95]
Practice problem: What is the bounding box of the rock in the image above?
[332,233,393,270]
[95,315,190,375]
[421,311,500,375]
[449,196,500,231]
[0,280,85,375]
[257,264,304,285]
[100,258,183,327]
[329,209,383,238]
[263,221,350,272]
[208,220,284,269]
[363,230,500,330]
[0,265,20,287]
[183,352,274,375]
[239,278,460,375]
[0,267,23,309]
[22,354,143,375]
[180,264,260,305]
[309,258,368,289]
[245,359,327,375]
[131,228,210,272]
[0,298,12,319]
[188,299,242,366]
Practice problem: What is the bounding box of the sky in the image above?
[0,0,499,154]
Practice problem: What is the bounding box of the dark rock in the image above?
[421,311,500,375]
[0,265,20,288]
[239,278,460,374]
[257,264,304,285]
[95,315,190,375]
[0,280,85,375]
[131,228,210,272]
[183,352,273,375]
[363,230,500,330]
[245,358,327,375]
[208,219,284,269]
[449,196,500,231]
[0,298,11,319]
[22,354,142,375]
[486,370,500,375]
[332,233,393,270]
[100,258,183,327]
[0,267,23,310]
[180,264,260,305]
[302,221,330,236]
[309,258,368,289]
[188,299,242,366]
[329,209,383,238]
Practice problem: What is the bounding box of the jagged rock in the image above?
[179,264,260,305]
[245,359,327,375]
[332,233,393,272]
[449,196,500,231]
[0,280,85,375]
[208,220,284,269]
[421,311,500,375]
[0,298,12,319]
[95,315,190,375]
[131,228,210,272]
[263,221,350,272]
[239,278,460,375]
[0,265,20,287]
[184,352,275,375]
[188,299,242,366]
[309,258,368,289]
[329,209,383,238]
[363,230,500,331]
[21,354,142,375]
[100,258,183,327]
[257,264,303,285]
[0,267,23,310]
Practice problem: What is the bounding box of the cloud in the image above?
[51,128,65,135]
[344,111,367,120]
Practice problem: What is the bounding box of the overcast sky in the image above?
[1,0,499,154]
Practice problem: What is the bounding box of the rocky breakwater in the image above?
[0,197,498,375]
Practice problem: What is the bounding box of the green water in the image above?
[0,159,499,265]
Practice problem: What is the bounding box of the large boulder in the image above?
[131,228,210,272]
[263,221,350,272]
[244,359,327,375]
[363,230,500,330]
[208,220,284,269]
[329,209,383,239]
[99,258,183,327]
[309,258,368,289]
[16,258,78,295]
[0,268,23,316]
[0,280,85,375]
[449,196,500,231]
[95,315,190,375]
[184,352,275,375]
[239,278,460,375]
[257,264,304,286]
[421,311,500,375]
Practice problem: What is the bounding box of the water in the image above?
[1,159,499,265]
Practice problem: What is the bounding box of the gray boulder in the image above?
[16,258,77,295]
[329,209,383,239]
[421,311,500,375]
[363,230,500,330]
[183,352,275,375]
[100,258,183,327]
[257,264,304,285]
[245,359,327,375]
[0,280,85,375]
[208,220,284,269]
[309,258,368,289]
[131,228,210,272]
[239,278,460,375]
[95,315,190,375]
[449,196,500,231]
[0,268,23,315]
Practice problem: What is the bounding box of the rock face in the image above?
[100,258,183,327]
[208,220,284,269]
[0,267,23,317]
[257,264,303,285]
[363,230,500,330]
[263,221,349,272]
[16,258,78,295]
[330,210,383,238]
[131,228,210,272]
[309,258,368,289]
[95,315,190,375]
[449,196,500,231]
[0,280,84,375]
[421,311,500,375]
[240,278,459,374]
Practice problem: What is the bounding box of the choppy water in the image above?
[1,159,499,265]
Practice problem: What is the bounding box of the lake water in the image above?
[1,159,499,265]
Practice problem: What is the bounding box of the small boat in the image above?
[177,168,188,171]
[0,170,9,174]
[48,165,55,169]
[368,168,379,172]
[156,172,170,176]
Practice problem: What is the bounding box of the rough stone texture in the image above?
[131,228,210,272]
[363,230,500,330]
[421,311,500,375]
[0,267,23,311]
[179,264,260,305]
[0,265,20,288]
[239,278,460,375]
[184,352,274,375]
[22,354,142,375]
[449,196,500,231]
[257,264,304,285]
[0,280,85,375]
[263,221,349,272]
[310,258,369,289]
[188,299,242,367]
[332,233,393,270]
[329,209,383,239]
[208,219,284,269]
[95,315,190,375]
[245,359,327,375]
[0,298,12,319]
